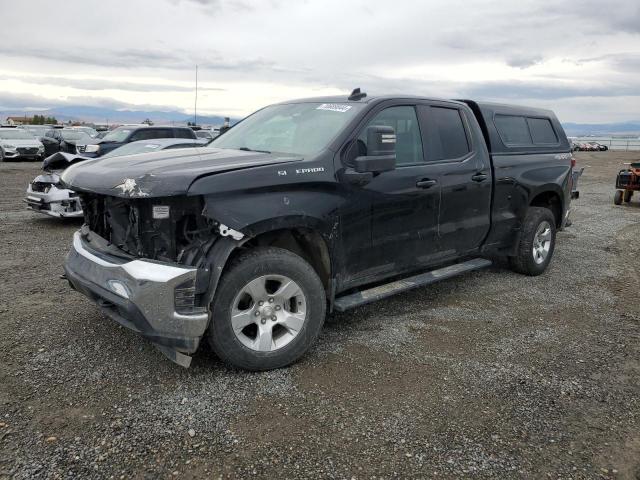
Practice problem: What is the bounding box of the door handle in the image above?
[416,178,438,188]
[471,173,488,182]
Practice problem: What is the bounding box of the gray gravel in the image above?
[1,152,639,479]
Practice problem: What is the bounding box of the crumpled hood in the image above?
[32,172,61,185]
[43,152,90,172]
[61,147,301,198]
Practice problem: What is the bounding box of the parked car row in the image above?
[572,141,608,151]
[2,123,220,161]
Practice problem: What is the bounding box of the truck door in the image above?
[341,104,443,286]
[417,103,492,256]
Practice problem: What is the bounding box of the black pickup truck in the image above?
[61,90,575,370]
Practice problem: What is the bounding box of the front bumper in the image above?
[25,182,83,218]
[3,149,43,160]
[64,231,210,367]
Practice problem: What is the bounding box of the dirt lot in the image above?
[1,151,639,479]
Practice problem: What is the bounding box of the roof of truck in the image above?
[278,94,467,106]
[460,99,556,118]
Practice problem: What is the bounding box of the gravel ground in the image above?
[1,152,639,479]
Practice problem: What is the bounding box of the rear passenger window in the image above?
[130,130,153,142]
[495,115,532,145]
[527,117,557,144]
[174,129,195,139]
[134,129,175,141]
[430,107,470,160]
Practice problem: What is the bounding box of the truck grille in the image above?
[81,194,209,263]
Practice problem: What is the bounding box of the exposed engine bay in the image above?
[80,193,239,265]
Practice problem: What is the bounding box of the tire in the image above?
[509,207,557,276]
[208,247,326,371]
[623,190,633,203]
[0,149,3,162]
[614,190,623,205]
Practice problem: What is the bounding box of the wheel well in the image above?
[530,191,562,227]
[232,228,331,294]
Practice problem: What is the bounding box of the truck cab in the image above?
[61,90,573,370]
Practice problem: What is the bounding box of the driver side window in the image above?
[358,106,424,166]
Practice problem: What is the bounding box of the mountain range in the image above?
[1,104,639,136]
[561,121,640,137]
[0,105,232,126]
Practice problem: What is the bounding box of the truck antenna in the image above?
[194,64,198,126]
[348,88,367,101]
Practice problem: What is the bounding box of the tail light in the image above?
[571,156,576,168]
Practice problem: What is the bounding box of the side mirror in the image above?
[354,125,396,173]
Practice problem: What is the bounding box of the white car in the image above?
[0,128,45,161]
[25,169,83,217]
[25,138,207,218]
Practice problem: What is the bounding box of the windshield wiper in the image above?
[238,147,271,154]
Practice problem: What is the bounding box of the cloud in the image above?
[0,44,278,78]
[506,55,544,69]
[462,80,640,101]
[0,91,184,113]
[0,74,224,92]
[0,0,639,122]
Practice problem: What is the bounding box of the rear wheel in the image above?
[509,207,556,276]
[614,190,623,205]
[208,247,326,370]
[623,190,633,203]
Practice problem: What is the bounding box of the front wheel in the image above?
[509,207,557,276]
[614,190,623,205]
[623,190,633,203]
[208,247,326,371]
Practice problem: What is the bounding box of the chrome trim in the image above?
[67,231,209,340]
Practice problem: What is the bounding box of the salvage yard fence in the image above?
[572,137,640,151]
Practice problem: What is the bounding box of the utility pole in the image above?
[194,64,198,126]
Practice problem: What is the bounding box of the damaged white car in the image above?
[25,138,209,218]
[25,152,85,217]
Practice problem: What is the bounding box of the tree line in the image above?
[29,115,58,125]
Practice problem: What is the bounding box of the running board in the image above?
[333,258,492,312]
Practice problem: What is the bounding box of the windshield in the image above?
[211,102,363,156]
[0,129,35,140]
[23,126,49,136]
[60,130,93,142]
[101,141,165,158]
[74,127,98,137]
[102,128,132,142]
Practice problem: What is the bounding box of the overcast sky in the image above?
[0,0,638,123]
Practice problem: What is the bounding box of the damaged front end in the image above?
[25,153,91,218]
[64,192,243,367]
[25,172,83,218]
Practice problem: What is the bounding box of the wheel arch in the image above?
[201,217,336,313]
[529,188,563,228]
[233,226,332,295]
